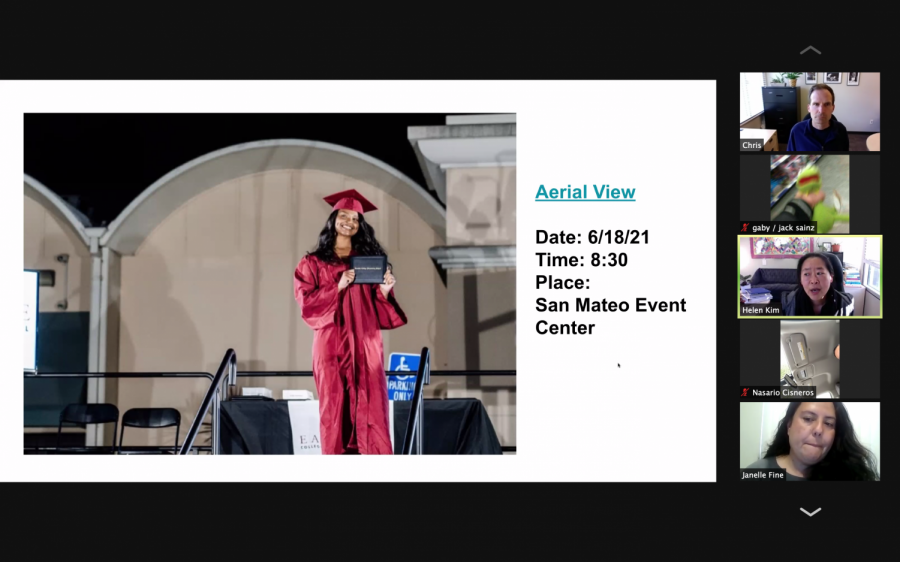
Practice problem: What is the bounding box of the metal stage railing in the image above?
[179,349,237,455]
[23,370,216,454]
[401,347,430,454]
[25,446,213,454]
[25,350,517,454]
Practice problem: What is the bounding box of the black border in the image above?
[5,33,896,541]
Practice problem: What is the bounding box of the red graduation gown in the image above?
[294,253,407,454]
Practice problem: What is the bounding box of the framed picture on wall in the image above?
[750,237,814,258]
[825,72,842,84]
[848,72,860,86]
[805,72,817,84]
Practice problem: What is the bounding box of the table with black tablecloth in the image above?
[220,398,502,454]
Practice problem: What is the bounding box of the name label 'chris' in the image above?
[740,139,764,151]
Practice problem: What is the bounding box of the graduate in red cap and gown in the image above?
[293,189,407,454]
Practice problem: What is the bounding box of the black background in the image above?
[24,113,455,226]
[4,31,896,545]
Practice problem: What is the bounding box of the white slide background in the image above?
[1,80,716,481]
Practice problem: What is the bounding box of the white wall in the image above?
[741,114,764,129]
[24,195,92,312]
[740,403,764,467]
[740,236,869,278]
[765,73,880,132]
[813,236,860,267]
[864,291,880,316]
[445,166,516,246]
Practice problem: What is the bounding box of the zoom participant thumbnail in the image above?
[740,401,880,481]
[739,316,879,399]
[740,153,879,235]
[739,73,880,152]
[738,235,881,317]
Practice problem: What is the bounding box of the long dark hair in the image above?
[793,252,837,315]
[308,210,391,269]
[763,402,879,480]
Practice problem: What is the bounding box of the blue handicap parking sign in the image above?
[387,353,420,400]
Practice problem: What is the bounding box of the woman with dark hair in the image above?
[782,252,854,315]
[293,189,407,455]
[746,402,879,480]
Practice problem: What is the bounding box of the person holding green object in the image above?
[795,165,849,232]
[773,164,848,233]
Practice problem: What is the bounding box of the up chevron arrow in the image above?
[800,45,821,54]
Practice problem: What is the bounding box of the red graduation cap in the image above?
[323,189,378,214]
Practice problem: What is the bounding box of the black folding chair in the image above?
[118,408,181,454]
[57,404,119,454]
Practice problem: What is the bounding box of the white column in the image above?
[84,227,106,446]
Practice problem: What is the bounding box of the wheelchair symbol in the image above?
[393,357,413,380]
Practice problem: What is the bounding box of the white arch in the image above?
[100,139,446,255]
[24,174,92,248]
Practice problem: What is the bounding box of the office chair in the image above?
[823,252,853,316]
[118,408,181,454]
[57,403,119,454]
[824,253,845,291]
